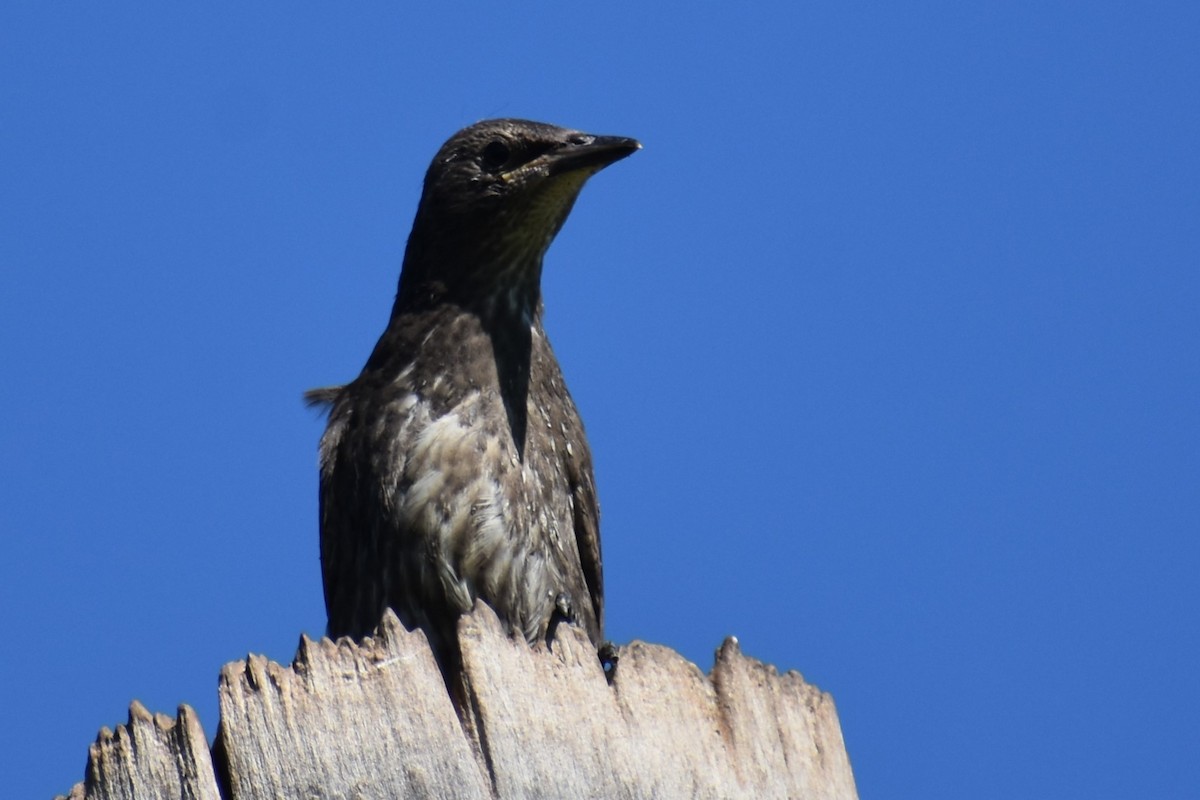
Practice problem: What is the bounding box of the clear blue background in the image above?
[3,4,1197,798]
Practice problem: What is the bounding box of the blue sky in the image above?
[3,4,1198,798]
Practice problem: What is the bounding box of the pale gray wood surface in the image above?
[60,606,858,799]
[60,701,219,800]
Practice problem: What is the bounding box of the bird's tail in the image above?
[303,385,344,411]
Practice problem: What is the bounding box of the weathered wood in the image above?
[59,701,220,800]
[61,606,858,799]
[218,613,491,800]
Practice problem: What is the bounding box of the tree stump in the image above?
[60,605,857,799]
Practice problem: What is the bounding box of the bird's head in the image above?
[397,119,640,320]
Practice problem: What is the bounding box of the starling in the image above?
[308,119,639,666]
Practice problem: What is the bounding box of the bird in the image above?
[306,119,639,670]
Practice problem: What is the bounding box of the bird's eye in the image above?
[482,139,511,170]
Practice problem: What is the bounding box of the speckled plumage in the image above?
[310,119,638,664]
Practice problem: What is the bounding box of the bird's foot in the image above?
[598,640,620,683]
[545,591,578,648]
[553,591,577,624]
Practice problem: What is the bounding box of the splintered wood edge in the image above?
[60,608,856,800]
[58,701,220,800]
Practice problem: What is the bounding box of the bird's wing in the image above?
[316,402,364,637]
[316,392,398,640]
[534,329,605,640]
[571,456,604,634]
[559,417,600,633]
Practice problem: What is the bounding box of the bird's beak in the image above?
[545,135,642,177]
[504,135,641,184]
